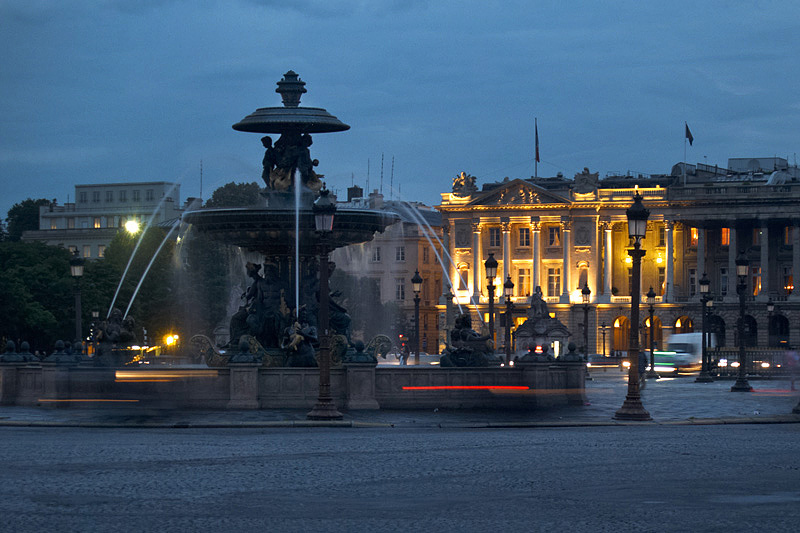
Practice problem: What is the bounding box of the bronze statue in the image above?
[261,132,324,193]
[440,313,497,367]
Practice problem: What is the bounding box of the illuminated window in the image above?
[519,227,530,247]
[783,265,792,295]
[489,228,501,248]
[658,225,666,246]
[50,220,57,230]
[93,217,101,229]
[68,246,77,254]
[721,228,730,246]
[82,245,91,258]
[784,226,791,246]
[690,227,698,246]
[658,267,665,296]
[752,267,761,296]
[517,268,531,297]
[548,227,561,246]
[98,245,106,258]
[547,267,561,297]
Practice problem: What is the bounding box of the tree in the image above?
[5,198,51,241]
[205,181,261,208]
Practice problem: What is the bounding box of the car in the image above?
[586,354,623,371]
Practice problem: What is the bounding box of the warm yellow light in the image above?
[164,335,176,346]
[125,220,140,234]
[625,256,632,264]
[656,256,663,264]
[675,318,682,328]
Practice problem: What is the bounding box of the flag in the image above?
[535,119,540,162]
[685,122,694,146]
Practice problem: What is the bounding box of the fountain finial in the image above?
[276,70,307,108]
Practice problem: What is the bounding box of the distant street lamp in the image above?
[614,192,652,420]
[411,269,423,366]
[731,253,752,392]
[308,187,343,420]
[485,253,498,344]
[91,310,100,356]
[599,322,609,358]
[767,297,775,347]
[696,273,714,383]
[582,283,592,381]
[70,250,85,352]
[503,275,514,365]
[645,287,659,379]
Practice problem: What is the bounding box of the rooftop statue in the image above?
[452,171,478,197]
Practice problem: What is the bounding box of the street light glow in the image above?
[125,220,140,233]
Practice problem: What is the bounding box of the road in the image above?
[1,423,799,532]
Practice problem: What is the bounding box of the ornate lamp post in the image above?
[645,286,659,379]
[503,275,514,365]
[582,283,592,380]
[766,297,775,347]
[411,269,423,366]
[91,310,100,356]
[696,273,714,382]
[308,187,343,420]
[731,253,752,392]
[600,322,609,358]
[69,250,85,351]
[614,193,652,420]
[485,253,498,344]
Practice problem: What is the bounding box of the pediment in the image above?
[465,179,569,207]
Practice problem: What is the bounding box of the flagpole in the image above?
[535,117,539,178]
[683,122,688,186]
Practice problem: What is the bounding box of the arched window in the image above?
[456,263,469,291]
[643,315,663,351]
[613,316,630,355]
[674,316,694,334]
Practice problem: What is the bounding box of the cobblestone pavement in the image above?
[0,373,797,428]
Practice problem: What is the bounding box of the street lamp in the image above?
[411,269,423,366]
[91,310,100,356]
[731,252,752,392]
[69,250,85,352]
[503,275,514,365]
[614,192,652,420]
[308,187,343,420]
[582,283,592,380]
[485,253,498,344]
[600,322,609,358]
[645,286,659,379]
[767,298,775,347]
[696,273,714,382]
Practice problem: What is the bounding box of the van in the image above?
[654,332,716,374]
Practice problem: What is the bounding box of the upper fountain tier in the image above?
[232,71,349,134]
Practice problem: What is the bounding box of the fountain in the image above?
[183,71,397,366]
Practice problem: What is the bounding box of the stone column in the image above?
[759,222,769,301]
[792,224,800,301]
[665,221,674,302]
[472,222,482,301]
[725,226,738,303]
[344,361,379,409]
[696,227,706,301]
[501,220,511,303]
[227,361,260,409]
[531,218,541,292]
[560,218,571,303]
[602,221,612,302]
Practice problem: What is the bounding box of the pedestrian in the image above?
[639,350,648,390]
[786,349,799,391]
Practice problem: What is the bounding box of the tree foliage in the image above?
[204,181,261,208]
[5,198,51,241]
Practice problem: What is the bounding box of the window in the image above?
[79,192,87,203]
[98,245,106,258]
[133,190,141,202]
[547,267,561,297]
[106,191,113,202]
[146,189,155,201]
[783,265,793,295]
[92,217,100,229]
[517,268,531,297]
[658,267,666,296]
[519,227,530,247]
[371,246,381,262]
[395,246,405,262]
[68,245,77,254]
[458,265,469,290]
[689,268,697,297]
[690,228,698,246]
[81,220,88,229]
[721,228,730,247]
[82,245,91,258]
[92,191,100,203]
[68,218,75,229]
[784,226,791,246]
[48,219,56,230]
[753,228,761,246]
[719,267,728,296]
[395,278,405,301]
[752,266,761,296]
[658,226,666,247]
[489,227,501,248]
[548,227,561,246]
[119,190,127,202]
[423,247,429,263]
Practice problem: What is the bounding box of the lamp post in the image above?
[582,283,592,380]
[69,250,85,350]
[731,253,752,392]
[411,269,423,366]
[503,275,514,365]
[308,187,343,420]
[600,322,609,358]
[645,286,659,379]
[766,297,775,348]
[91,310,99,356]
[614,192,652,420]
[696,273,714,382]
[485,253,498,344]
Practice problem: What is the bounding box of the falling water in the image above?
[123,222,180,319]
[108,180,184,318]
[294,169,301,313]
